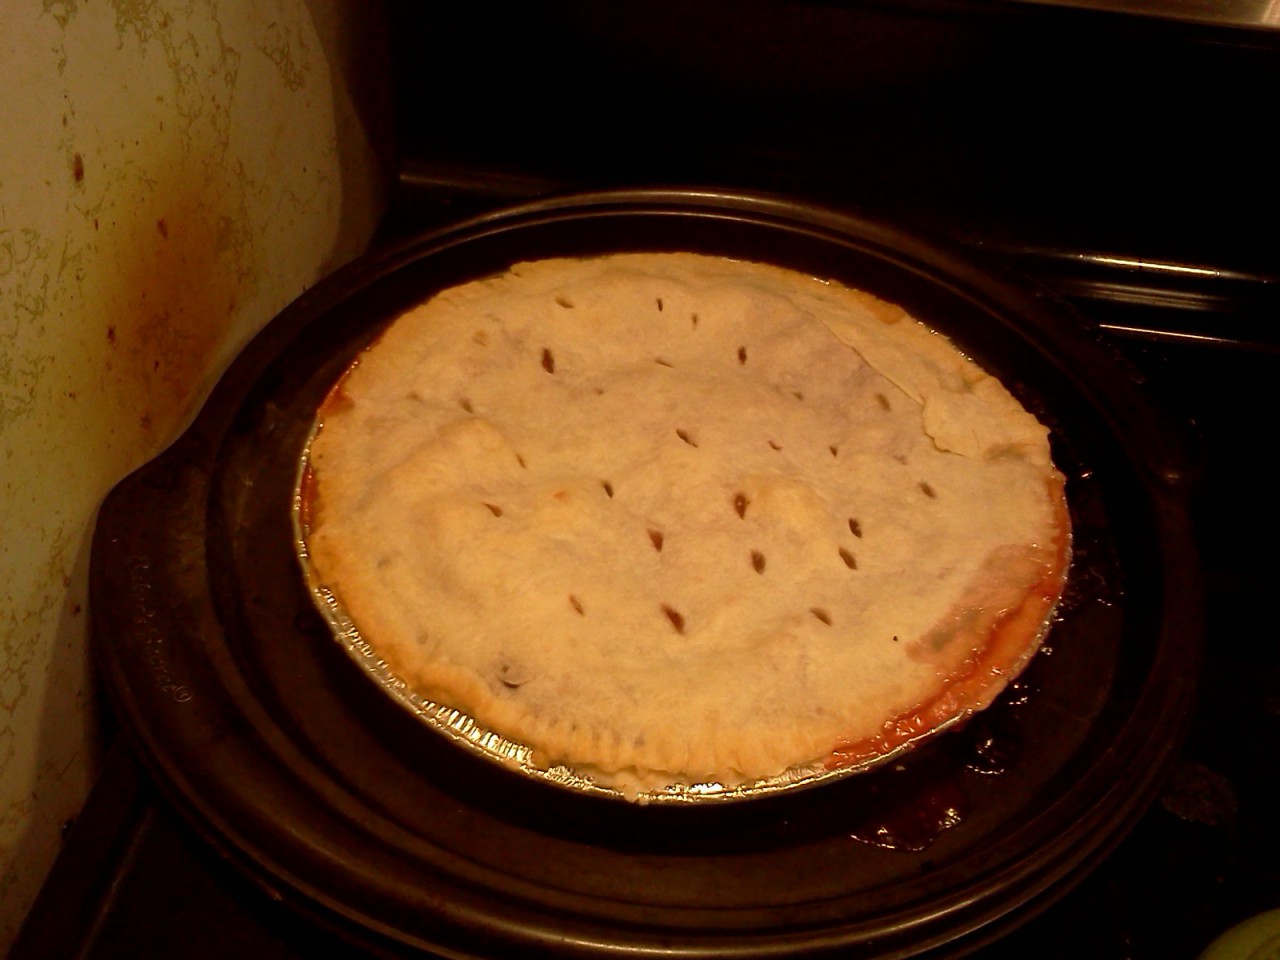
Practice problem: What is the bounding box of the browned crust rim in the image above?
[825,474,1071,770]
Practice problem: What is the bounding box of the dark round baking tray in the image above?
[91,189,1201,959]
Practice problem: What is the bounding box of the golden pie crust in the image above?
[301,253,1070,792]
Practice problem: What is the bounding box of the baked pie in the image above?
[300,253,1070,795]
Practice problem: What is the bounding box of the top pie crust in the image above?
[302,253,1070,792]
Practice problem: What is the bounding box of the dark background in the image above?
[387,1,1278,277]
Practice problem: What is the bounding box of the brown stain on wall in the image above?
[100,140,252,446]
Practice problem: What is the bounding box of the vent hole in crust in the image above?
[810,607,833,626]
[602,481,614,498]
[484,503,503,517]
[751,550,766,573]
[555,295,574,309]
[839,547,857,570]
[541,348,555,373]
[676,429,698,447]
[649,529,664,551]
[919,481,937,498]
[569,595,585,615]
[849,518,862,538]
[662,605,686,634]
[499,663,529,689]
[734,492,749,518]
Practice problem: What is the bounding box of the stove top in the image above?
[12,189,1278,960]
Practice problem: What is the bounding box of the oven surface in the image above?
[13,3,1279,957]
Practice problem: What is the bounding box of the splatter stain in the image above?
[97,138,254,449]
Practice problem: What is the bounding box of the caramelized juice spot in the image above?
[297,464,316,531]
